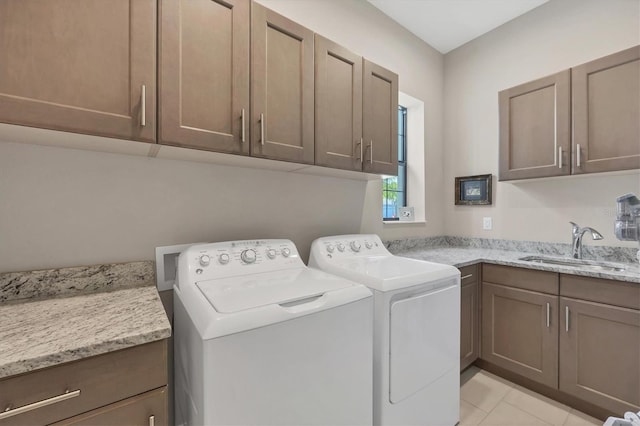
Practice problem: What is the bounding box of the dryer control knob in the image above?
[337,243,345,252]
[240,249,257,264]
[281,247,291,258]
[365,241,373,249]
[266,248,277,259]
[218,253,230,265]
[199,254,211,267]
[350,241,361,252]
[326,244,335,253]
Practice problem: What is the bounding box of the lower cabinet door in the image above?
[52,387,167,426]
[560,297,640,414]
[460,267,479,371]
[481,283,558,388]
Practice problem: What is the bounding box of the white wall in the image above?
[0,0,444,273]
[443,0,640,247]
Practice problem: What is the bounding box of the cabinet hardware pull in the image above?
[360,138,363,163]
[241,109,246,143]
[546,302,550,328]
[140,85,146,127]
[260,113,265,146]
[0,389,80,420]
[565,306,570,332]
[355,139,363,162]
[460,274,473,280]
[576,144,581,167]
[558,146,563,169]
[369,140,373,163]
[149,415,155,426]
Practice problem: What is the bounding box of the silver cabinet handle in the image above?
[149,415,155,426]
[558,146,563,169]
[241,109,246,143]
[355,139,363,163]
[260,113,265,146]
[140,85,146,127]
[546,302,550,328]
[565,306,570,332]
[0,389,80,420]
[461,274,473,280]
[369,140,373,163]
[576,143,581,167]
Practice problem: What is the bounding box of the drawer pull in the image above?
[565,306,570,332]
[461,274,473,280]
[546,302,550,328]
[149,415,155,426]
[0,389,80,420]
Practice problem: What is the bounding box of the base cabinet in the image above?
[460,265,479,371]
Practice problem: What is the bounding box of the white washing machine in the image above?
[309,234,461,426]
[173,239,373,426]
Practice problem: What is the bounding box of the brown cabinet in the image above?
[0,341,167,425]
[572,45,640,174]
[559,276,640,415]
[498,70,571,181]
[0,0,156,143]
[460,264,480,371]
[159,0,250,154]
[251,3,314,164]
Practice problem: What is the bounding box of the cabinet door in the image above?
[572,46,640,174]
[0,0,156,142]
[251,3,314,164]
[52,387,167,426]
[460,265,479,371]
[159,0,249,154]
[315,35,363,171]
[481,283,558,388]
[363,60,398,175]
[498,70,570,181]
[560,297,640,414]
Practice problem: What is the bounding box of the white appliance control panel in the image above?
[314,234,389,259]
[179,239,303,284]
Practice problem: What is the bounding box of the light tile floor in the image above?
[460,367,604,426]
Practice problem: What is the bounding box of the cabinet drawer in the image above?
[0,340,167,426]
[560,275,640,310]
[483,264,558,294]
[52,386,167,426]
[459,264,479,286]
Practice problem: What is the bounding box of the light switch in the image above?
[483,217,493,230]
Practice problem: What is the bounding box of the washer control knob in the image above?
[266,248,277,259]
[281,247,291,258]
[365,241,373,249]
[326,244,335,253]
[218,253,230,265]
[337,243,345,252]
[350,241,362,252]
[240,249,257,264]
[199,254,211,267]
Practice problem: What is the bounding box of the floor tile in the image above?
[479,401,551,425]
[503,385,571,425]
[461,369,513,412]
[563,409,603,426]
[460,399,489,426]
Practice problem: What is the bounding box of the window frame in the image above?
[382,105,408,221]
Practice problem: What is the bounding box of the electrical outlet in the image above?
[483,217,493,230]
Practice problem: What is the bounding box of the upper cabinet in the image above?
[251,3,314,164]
[363,60,399,175]
[572,46,640,174]
[159,0,250,154]
[498,71,571,181]
[499,45,640,181]
[0,0,156,143]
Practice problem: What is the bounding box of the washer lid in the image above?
[196,267,358,313]
[320,255,459,292]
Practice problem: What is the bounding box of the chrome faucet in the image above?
[570,222,603,259]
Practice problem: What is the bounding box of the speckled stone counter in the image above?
[385,237,640,284]
[0,262,171,379]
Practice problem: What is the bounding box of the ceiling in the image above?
[367,0,549,54]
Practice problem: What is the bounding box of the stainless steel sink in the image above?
[519,256,626,272]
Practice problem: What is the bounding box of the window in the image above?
[382,106,407,220]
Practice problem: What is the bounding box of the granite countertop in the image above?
[386,237,640,284]
[0,261,171,379]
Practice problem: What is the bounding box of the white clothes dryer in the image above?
[309,234,461,426]
[174,239,373,426]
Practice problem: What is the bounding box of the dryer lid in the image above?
[196,267,359,313]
